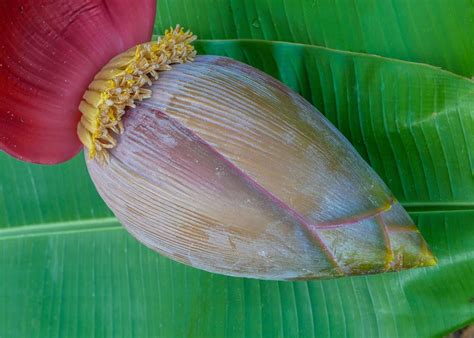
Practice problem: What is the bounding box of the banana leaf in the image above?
[155,0,474,77]
[1,1,474,337]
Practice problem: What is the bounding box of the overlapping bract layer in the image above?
[0,0,156,163]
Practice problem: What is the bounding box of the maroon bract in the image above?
[0,0,155,163]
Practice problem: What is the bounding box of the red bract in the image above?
[0,0,156,164]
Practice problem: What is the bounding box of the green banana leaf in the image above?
[1,1,474,337]
[155,0,474,78]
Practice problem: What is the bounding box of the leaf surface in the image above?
[0,208,472,337]
[1,3,474,337]
[155,0,474,77]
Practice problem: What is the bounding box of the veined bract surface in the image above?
[87,56,435,280]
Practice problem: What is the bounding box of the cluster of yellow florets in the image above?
[77,25,196,164]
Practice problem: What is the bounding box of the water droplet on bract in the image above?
[252,18,260,29]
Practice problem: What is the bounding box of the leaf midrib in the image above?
[196,39,474,83]
[403,202,474,213]
[152,34,474,82]
[0,217,120,240]
[1,203,473,240]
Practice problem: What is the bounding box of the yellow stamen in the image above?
[77,25,197,164]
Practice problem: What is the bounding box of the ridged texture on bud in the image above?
[87,56,435,280]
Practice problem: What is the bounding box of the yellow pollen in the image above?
[77,25,196,164]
